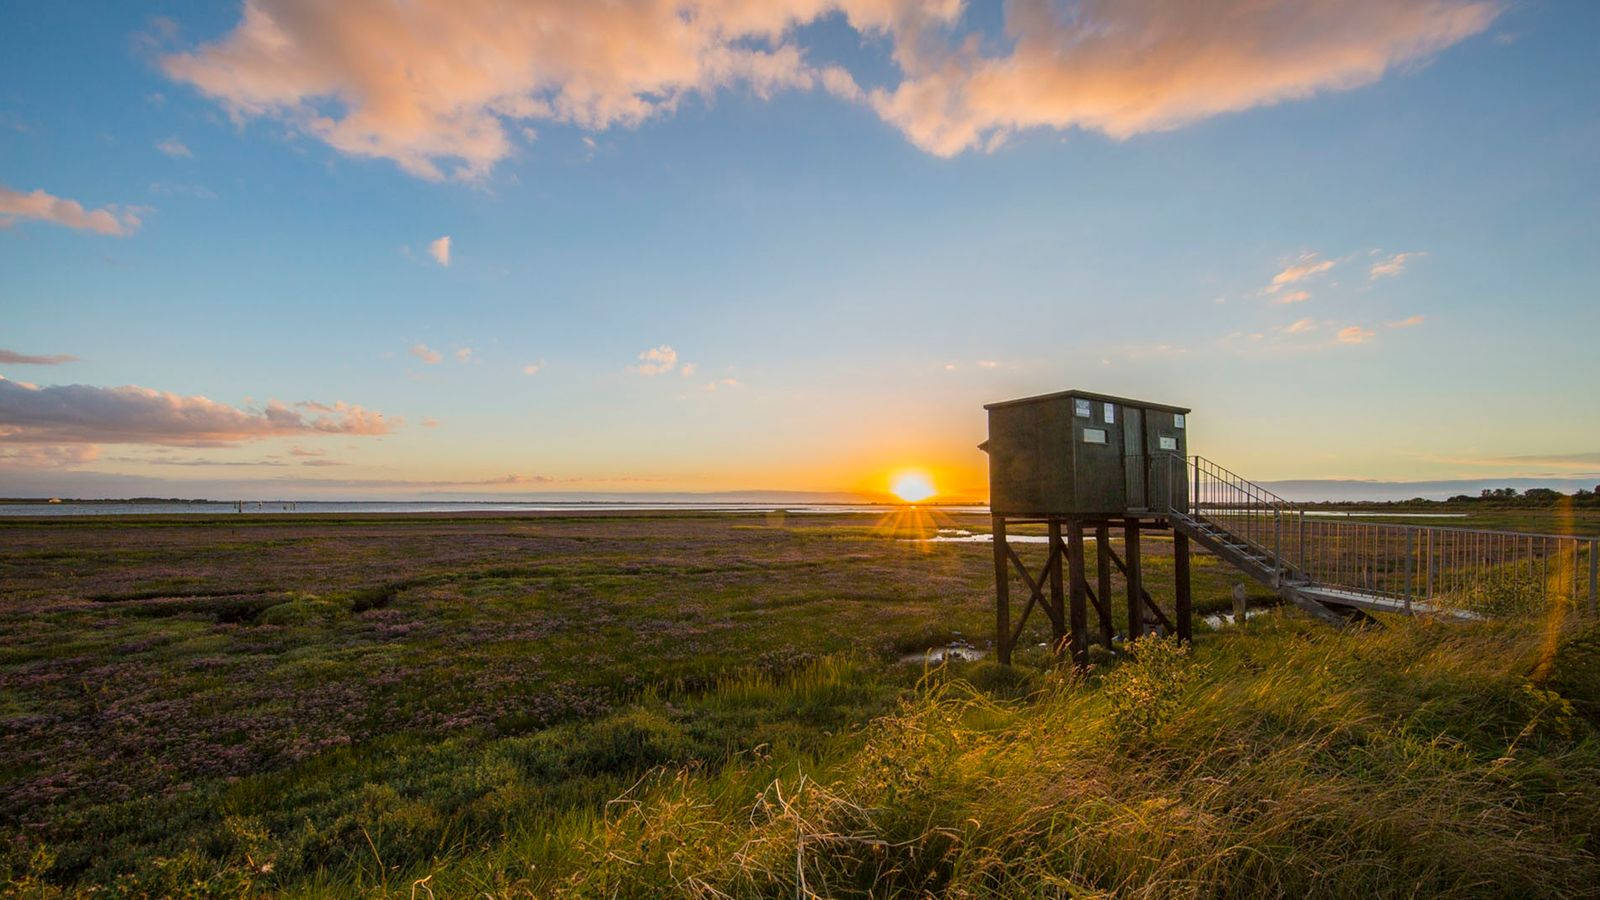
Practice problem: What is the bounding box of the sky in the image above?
[2,0,1597,502]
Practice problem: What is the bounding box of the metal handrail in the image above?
[1159,453,1599,618]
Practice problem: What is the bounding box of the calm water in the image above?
[0,500,992,518]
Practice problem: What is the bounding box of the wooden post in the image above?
[1174,530,1192,643]
[993,516,1010,665]
[1125,518,1142,642]
[1095,523,1114,647]
[1048,520,1066,649]
[1589,539,1598,617]
[1068,520,1088,666]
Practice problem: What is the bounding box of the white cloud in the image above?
[0,183,141,236]
[410,343,442,364]
[429,235,451,266]
[160,0,1498,177]
[631,344,678,376]
[1370,251,1423,279]
[156,136,193,157]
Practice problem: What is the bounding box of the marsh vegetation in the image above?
[2,510,1597,895]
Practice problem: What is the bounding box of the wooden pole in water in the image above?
[993,516,1011,665]
[1125,518,1143,642]
[1068,520,1088,666]
[1096,523,1114,647]
[1174,530,1192,643]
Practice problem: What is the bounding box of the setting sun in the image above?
[890,471,936,503]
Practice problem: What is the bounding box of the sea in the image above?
[0,500,993,517]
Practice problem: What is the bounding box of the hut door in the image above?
[1123,408,1146,509]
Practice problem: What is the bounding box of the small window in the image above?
[1074,399,1092,418]
[1083,428,1107,445]
[1103,403,1116,424]
[1159,436,1177,451]
[1173,414,1185,429]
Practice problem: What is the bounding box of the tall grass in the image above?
[403,614,1600,898]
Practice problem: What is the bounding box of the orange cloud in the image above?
[0,377,398,446]
[1371,251,1424,278]
[1273,289,1312,305]
[0,183,141,235]
[161,0,1498,176]
[868,0,1498,155]
[631,344,679,376]
[0,444,101,468]
[1336,325,1375,344]
[1265,252,1336,293]
[429,235,451,266]
[161,0,845,180]
[1387,314,1425,328]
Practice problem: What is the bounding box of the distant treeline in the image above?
[1305,486,1600,510]
[1444,486,1600,508]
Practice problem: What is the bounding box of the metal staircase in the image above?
[1154,455,1598,622]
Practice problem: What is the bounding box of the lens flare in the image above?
[891,471,936,503]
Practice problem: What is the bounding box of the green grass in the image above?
[3,512,1597,895]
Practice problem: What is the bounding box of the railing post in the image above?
[1298,510,1307,576]
[1273,509,1283,587]
[1425,529,1433,603]
[1166,454,1173,514]
[1404,527,1415,615]
[1192,456,1200,517]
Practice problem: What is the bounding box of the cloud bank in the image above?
[0,349,80,365]
[161,0,1499,178]
[0,377,397,446]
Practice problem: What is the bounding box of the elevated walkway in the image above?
[1155,455,1595,624]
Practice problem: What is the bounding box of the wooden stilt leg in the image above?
[994,516,1011,665]
[1125,518,1143,643]
[1048,520,1066,651]
[1096,523,1114,647]
[1068,520,1088,667]
[1175,530,1193,643]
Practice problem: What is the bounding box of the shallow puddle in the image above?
[1203,608,1269,629]
[909,529,1097,545]
[901,637,988,665]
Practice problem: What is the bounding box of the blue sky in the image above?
[2,0,1597,500]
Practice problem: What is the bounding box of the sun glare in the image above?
[891,471,936,504]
